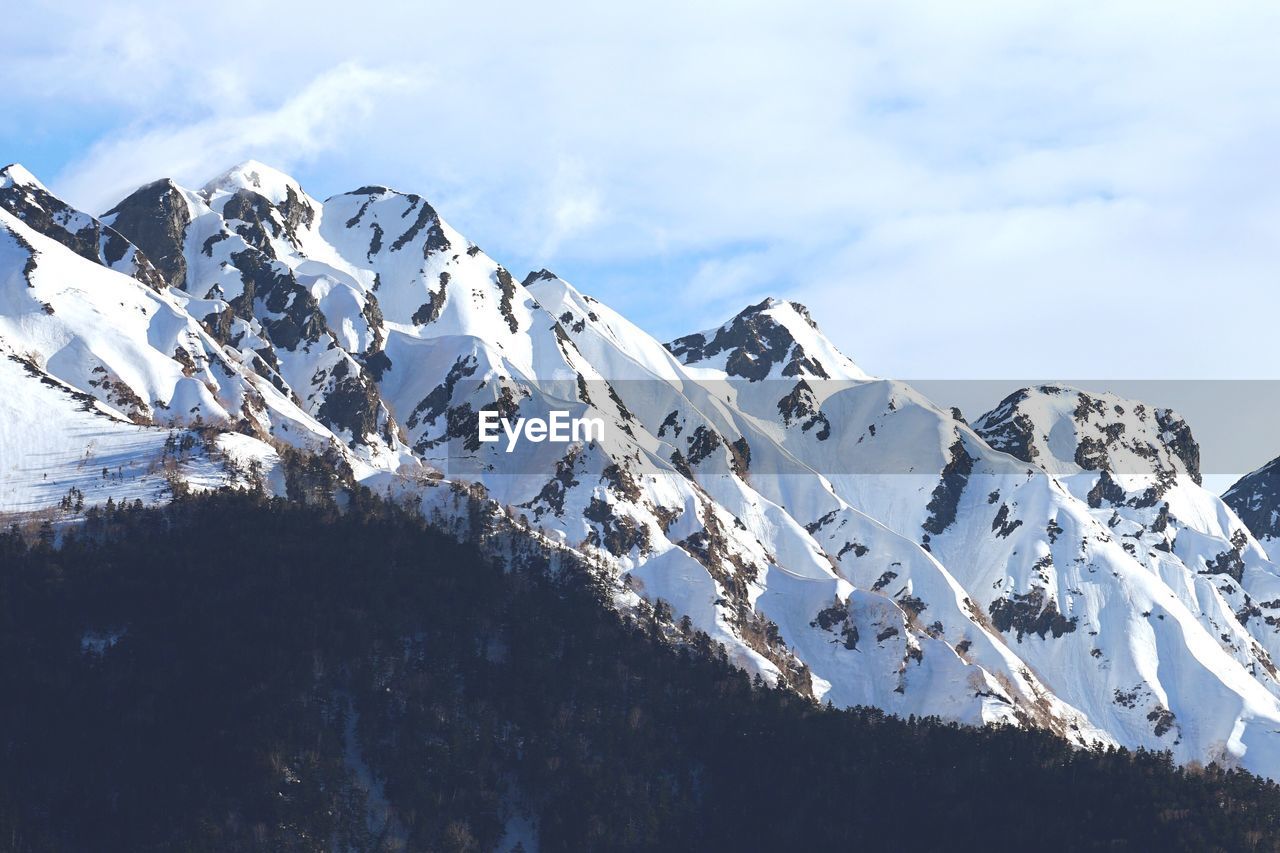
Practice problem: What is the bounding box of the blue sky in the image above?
[4,1,1280,383]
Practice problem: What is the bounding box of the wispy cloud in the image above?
[53,63,418,211]
[535,158,604,261]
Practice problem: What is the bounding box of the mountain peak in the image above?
[202,160,307,205]
[666,297,867,382]
[103,177,183,213]
[740,296,813,321]
[0,163,48,192]
[975,385,1201,485]
[523,268,577,304]
[522,268,560,287]
[101,178,193,290]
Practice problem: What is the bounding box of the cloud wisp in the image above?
[53,63,419,212]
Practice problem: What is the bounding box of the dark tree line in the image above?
[2,489,1280,851]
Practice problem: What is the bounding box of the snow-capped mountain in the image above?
[7,160,1280,778]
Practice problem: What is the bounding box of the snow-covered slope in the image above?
[1,164,164,290]
[7,160,1280,779]
[966,387,1280,763]
[0,343,276,514]
[527,274,1096,731]
[664,307,1280,774]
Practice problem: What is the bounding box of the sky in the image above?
[4,1,1280,465]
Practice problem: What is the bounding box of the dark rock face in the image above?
[316,364,385,443]
[1151,502,1172,534]
[16,166,404,455]
[666,298,826,382]
[222,189,285,251]
[776,380,831,440]
[0,167,165,290]
[202,182,394,449]
[1147,708,1177,738]
[686,426,723,468]
[668,449,695,481]
[975,387,1202,487]
[658,410,683,439]
[201,232,229,257]
[422,220,450,256]
[872,571,898,593]
[522,268,559,287]
[343,195,376,228]
[1074,431,1118,472]
[989,587,1078,641]
[412,272,450,326]
[606,383,635,434]
[838,541,868,559]
[172,347,197,377]
[522,448,583,519]
[729,437,751,479]
[1226,457,1280,542]
[1201,530,1250,583]
[991,503,1023,538]
[417,384,520,455]
[213,169,313,247]
[677,506,759,600]
[601,463,642,503]
[495,267,519,334]
[1087,471,1128,509]
[922,439,975,536]
[976,387,1062,464]
[278,186,316,242]
[811,600,859,650]
[1156,408,1201,485]
[780,343,830,379]
[584,496,650,557]
[362,349,392,383]
[390,195,449,256]
[972,389,1034,458]
[405,355,479,432]
[359,293,386,357]
[228,250,326,350]
[3,226,40,281]
[103,179,192,290]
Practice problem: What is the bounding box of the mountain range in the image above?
[6,159,1280,780]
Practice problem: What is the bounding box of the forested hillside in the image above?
[2,490,1279,851]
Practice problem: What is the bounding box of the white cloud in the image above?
[6,0,1280,383]
[535,159,604,260]
[52,63,418,212]
[688,255,767,300]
